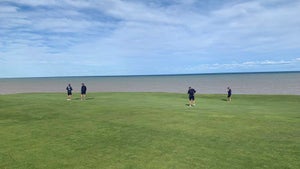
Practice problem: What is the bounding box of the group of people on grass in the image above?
[66,83,232,105]
[66,83,87,101]
[187,86,232,107]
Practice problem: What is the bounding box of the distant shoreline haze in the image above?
[1,71,299,95]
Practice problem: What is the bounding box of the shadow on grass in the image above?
[185,104,196,107]
[71,97,95,100]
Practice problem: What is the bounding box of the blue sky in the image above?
[1,0,300,78]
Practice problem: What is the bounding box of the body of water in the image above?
[1,72,299,95]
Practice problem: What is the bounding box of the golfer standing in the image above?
[187,87,196,107]
[81,83,87,100]
[66,84,73,100]
[227,87,232,102]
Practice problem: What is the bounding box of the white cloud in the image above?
[2,0,300,52]
[212,1,263,19]
[0,5,18,12]
[33,18,92,32]
[208,1,300,50]
[185,58,300,73]
[8,0,59,6]
[1,0,300,77]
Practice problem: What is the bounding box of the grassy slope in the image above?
[0,93,299,169]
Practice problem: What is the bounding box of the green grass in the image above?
[0,92,299,169]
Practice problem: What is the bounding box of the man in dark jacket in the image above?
[66,84,73,100]
[187,87,196,107]
[227,87,232,102]
[81,83,87,100]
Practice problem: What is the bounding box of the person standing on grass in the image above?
[187,86,196,107]
[227,87,232,102]
[66,84,73,100]
[81,83,87,100]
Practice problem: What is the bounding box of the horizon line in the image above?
[1,70,300,79]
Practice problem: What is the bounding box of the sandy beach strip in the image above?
[1,73,300,95]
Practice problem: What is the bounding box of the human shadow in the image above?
[72,97,95,100]
[185,104,196,107]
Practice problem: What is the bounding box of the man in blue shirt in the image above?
[187,87,196,107]
[227,87,232,102]
[66,84,73,100]
[81,83,87,100]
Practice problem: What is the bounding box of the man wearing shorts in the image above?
[187,87,196,107]
[81,83,87,100]
[227,87,232,102]
[66,84,73,100]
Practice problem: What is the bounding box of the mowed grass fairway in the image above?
[0,93,299,169]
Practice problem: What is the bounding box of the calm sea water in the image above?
[0,72,299,95]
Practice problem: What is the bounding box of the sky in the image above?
[1,0,300,78]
